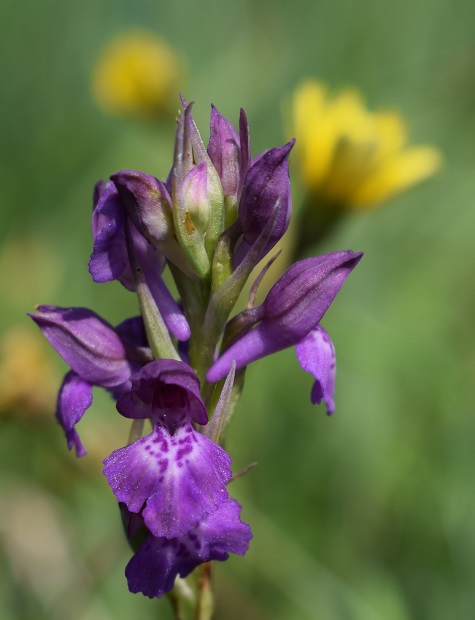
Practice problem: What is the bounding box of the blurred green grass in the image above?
[1,0,475,618]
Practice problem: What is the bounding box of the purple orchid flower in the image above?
[207,251,363,413]
[29,306,149,456]
[237,139,295,260]
[123,498,252,598]
[89,180,190,341]
[103,359,232,539]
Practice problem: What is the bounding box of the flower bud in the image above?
[238,140,295,256]
[180,98,226,252]
[183,163,211,235]
[111,170,174,243]
[208,105,240,210]
[171,109,211,278]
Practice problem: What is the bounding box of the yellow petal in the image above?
[372,111,408,159]
[316,90,378,201]
[349,146,442,209]
[330,89,371,141]
[294,84,377,192]
[292,80,327,141]
[0,327,58,415]
[292,81,333,187]
[319,136,378,203]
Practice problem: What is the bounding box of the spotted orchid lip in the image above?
[104,422,231,539]
[104,358,233,539]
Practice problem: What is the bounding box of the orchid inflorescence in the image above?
[29,97,362,605]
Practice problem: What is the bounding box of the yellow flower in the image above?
[291,80,441,209]
[0,326,58,417]
[92,31,183,119]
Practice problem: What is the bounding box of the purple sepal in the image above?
[29,306,133,388]
[111,170,174,243]
[125,499,252,598]
[208,105,240,201]
[207,251,362,382]
[238,140,294,256]
[56,371,92,457]
[131,229,191,342]
[295,326,336,414]
[206,322,286,383]
[115,316,148,349]
[116,360,207,425]
[89,182,135,289]
[263,251,363,337]
[103,424,231,538]
[93,179,109,205]
[238,108,250,200]
[90,183,191,341]
[147,273,191,342]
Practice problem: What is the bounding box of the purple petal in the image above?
[208,105,240,200]
[206,322,285,382]
[295,326,336,414]
[125,498,252,598]
[111,170,174,243]
[147,274,191,341]
[115,316,148,348]
[131,229,191,342]
[263,251,363,337]
[103,424,231,538]
[116,360,207,425]
[56,371,92,457]
[238,140,294,255]
[89,182,133,287]
[93,180,109,207]
[238,108,250,200]
[29,306,133,388]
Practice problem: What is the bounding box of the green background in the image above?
[1,0,474,618]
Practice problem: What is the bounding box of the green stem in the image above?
[127,419,145,444]
[194,562,214,620]
[126,221,180,361]
[168,590,186,620]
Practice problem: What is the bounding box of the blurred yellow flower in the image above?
[0,326,58,417]
[291,80,441,209]
[92,31,183,118]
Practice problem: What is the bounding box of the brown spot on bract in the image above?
[184,212,195,236]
